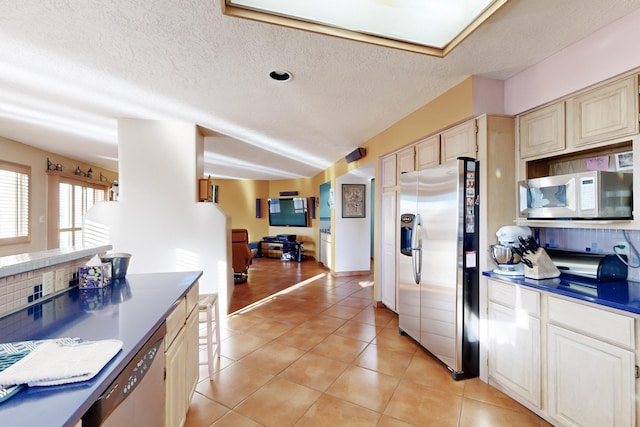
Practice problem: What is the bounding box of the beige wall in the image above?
[0,136,118,257]
[213,178,270,243]
[310,76,475,188]
[213,177,318,252]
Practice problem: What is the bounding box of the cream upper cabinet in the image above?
[416,135,440,170]
[441,120,477,162]
[397,146,415,176]
[567,75,639,148]
[519,102,565,158]
[381,154,397,188]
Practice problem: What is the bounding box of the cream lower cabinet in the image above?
[487,280,541,409]
[547,325,635,427]
[186,305,199,398]
[165,283,199,427]
[165,326,187,427]
[547,296,636,427]
[487,278,638,426]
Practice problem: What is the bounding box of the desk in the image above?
[257,238,304,262]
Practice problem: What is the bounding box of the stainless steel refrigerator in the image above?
[398,157,479,380]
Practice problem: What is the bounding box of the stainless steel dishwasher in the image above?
[83,323,166,427]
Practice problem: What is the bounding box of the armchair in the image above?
[232,229,253,284]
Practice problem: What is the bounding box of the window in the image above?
[0,161,30,245]
[58,180,105,248]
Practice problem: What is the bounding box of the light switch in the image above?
[42,271,54,296]
[54,269,66,292]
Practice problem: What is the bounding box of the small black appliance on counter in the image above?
[546,248,628,281]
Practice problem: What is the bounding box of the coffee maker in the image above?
[490,225,532,276]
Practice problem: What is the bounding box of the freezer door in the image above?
[398,171,420,342]
[417,160,464,372]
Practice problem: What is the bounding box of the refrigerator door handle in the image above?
[412,214,423,284]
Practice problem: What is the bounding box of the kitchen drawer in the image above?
[488,280,540,315]
[166,298,187,349]
[186,281,199,315]
[548,296,635,348]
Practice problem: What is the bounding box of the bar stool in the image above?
[198,293,221,379]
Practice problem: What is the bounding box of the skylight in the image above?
[222,0,507,56]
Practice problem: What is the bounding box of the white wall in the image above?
[333,175,372,273]
[84,119,233,307]
[505,8,640,115]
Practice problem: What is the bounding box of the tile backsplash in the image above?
[541,228,640,282]
[0,257,91,317]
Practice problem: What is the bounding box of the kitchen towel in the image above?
[0,339,122,387]
[0,337,82,403]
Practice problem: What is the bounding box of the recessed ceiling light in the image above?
[269,70,292,81]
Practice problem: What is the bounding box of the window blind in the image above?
[0,161,30,244]
[58,179,105,248]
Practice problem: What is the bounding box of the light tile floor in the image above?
[186,272,552,427]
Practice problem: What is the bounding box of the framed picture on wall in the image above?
[342,184,365,218]
[614,151,633,171]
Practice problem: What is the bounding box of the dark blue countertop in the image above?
[483,271,640,316]
[0,271,202,427]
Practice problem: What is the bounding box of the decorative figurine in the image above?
[109,180,119,201]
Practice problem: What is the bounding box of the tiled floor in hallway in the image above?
[186,258,551,427]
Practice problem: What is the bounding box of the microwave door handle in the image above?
[518,181,531,217]
[566,177,577,214]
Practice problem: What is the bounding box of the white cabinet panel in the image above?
[548,297,635,349]
[416,135,440,170]
[397,147,415,175]
[382,154,397,188]
[487,280,541,409]
[380,190,397,312]
[165,327,187,427]
[441,120,477,162]
[547,324,635,427]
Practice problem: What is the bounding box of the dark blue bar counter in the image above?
[483,271,640,315]
[0,271,202,427]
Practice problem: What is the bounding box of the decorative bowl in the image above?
[100,253,132,279]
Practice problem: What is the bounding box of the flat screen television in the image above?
[268,197,309,227]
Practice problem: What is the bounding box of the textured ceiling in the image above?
[1,0,640,180]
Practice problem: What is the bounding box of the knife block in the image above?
[524,248,561,279]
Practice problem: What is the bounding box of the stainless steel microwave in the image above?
[518,171,633,220]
